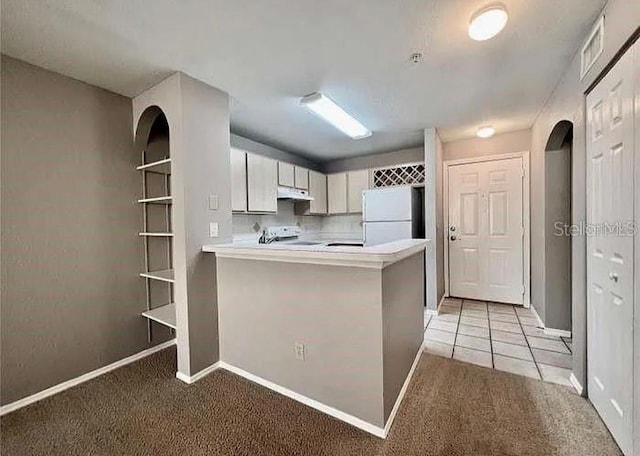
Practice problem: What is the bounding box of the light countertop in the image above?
[202,238,428,269]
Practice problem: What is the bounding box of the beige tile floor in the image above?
[424,298,574,387]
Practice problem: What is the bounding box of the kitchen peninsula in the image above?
[202,239,427,437]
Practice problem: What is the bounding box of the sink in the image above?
[326,242,364,247]
[286,241,323,246]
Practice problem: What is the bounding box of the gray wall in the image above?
[1,56,172,405]
[216,253,424,428]
[544,141,572,331]
[322,147,423,174]
[381,252,424,420]
[529,0,640,390]
[231,134,321,171]
[217,258,385,426]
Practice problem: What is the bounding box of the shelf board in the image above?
[138,196,172,204]
[140,269,175,283]
[142,303,176,329]
[139,232,174,237]
[137,158,171,174]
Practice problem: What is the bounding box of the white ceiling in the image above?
[1,0,605,162]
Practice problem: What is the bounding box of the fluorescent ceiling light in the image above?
[469,5,508,41]
[300,93,371,139]
[477,126,495,138]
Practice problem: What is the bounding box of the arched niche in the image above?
[543,120,573,333]
[135,106,169,164]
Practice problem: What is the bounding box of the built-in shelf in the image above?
[137,158,172,174]
[138,196,173,204]
[139,232,174,237]
[140,269,175,283]
[142,303,176,329]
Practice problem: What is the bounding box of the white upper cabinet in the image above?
[327,173,348,214]
[230,147,247,212]
[294,166,309,190]
[278,161,295,187]
[308,171,327,215]
[247,153,277,213]
[347,170,369,213]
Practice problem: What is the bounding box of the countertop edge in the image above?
[202,240,428,269]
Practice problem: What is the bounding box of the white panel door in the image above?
[586,44,635,456]
[448,158,524,304]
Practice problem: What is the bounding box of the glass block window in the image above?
[372,163,425,188]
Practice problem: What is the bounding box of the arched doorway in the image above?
[544,120,573,334]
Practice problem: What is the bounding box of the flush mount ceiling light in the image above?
[477,126,496,138]
[300,92,371,139]
[468,4,508,41]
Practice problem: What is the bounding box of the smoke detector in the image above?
[410,53,423,64]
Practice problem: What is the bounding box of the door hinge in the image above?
[521,284,526,296]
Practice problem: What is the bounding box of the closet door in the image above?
[586,42,635,456]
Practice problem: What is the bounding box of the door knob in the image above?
[450,235,457,241]
[609,272,619,283]
[450,226,456,232]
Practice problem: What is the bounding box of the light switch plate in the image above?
[209,222,219,238]
[208,195,219,211]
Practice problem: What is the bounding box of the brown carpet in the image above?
[1,347,621,456]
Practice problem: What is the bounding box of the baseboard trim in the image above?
[218,361,387,438]
[543,327,572,338]
[0,339,177,417]
[383,342,424,436]
[176,362,221,384]
[569,373,584,395]
[529,304,545,328]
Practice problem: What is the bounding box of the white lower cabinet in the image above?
[247,153,277,213]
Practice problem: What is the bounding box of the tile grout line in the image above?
[560,336,572,355]
[450,299,465,359]
[486,301,495,368]
[514,309,544,380]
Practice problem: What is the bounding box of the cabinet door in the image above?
[230,148,247,212]
[278,161,295,187]
[327,173,347,214]
[294,166,309,190]
[308,171,327,214]
[347,169,369,213]
[247,153,277,213]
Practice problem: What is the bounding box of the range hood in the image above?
[277,186,314,201]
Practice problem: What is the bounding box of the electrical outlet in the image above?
[294,342,305,361]
[209,222,219,238]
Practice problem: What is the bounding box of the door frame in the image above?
[442,151,531,308]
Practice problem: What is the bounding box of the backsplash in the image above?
[232,200,362,239]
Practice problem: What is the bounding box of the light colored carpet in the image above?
[1,347,621,455]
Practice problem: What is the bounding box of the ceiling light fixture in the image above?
[468,4,508,41]
[477,126,495,138]
[300,92,371,139]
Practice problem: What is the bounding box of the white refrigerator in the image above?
[362,186,424,247]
